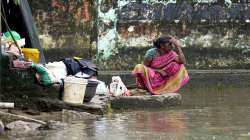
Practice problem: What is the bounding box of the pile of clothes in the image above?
[32,57,98,86]
[32,57,109,102]
[1,31,130,100]
[32,59,131,97]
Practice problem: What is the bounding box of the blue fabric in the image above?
[144,48,157,61]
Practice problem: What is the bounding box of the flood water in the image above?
[1,87,250,140]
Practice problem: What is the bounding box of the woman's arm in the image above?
[144,56,168,77]
[144,59,168,77]
[170,37,186,64]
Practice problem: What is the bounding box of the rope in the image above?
[1,2,22,55]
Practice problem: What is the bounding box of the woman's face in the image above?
[160,42,173,52]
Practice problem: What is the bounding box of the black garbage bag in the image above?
[62,58,98,77]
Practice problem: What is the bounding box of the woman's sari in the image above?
[132,50,189,95]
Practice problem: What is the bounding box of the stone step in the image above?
[110,93,182,109]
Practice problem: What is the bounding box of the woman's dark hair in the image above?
[153,36,172,48]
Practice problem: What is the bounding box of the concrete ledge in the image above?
[110,93,182,109]
[99,70,250,88]
[99,70,250,75]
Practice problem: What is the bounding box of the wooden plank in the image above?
[0,102,14,109]
[0,111,46,125]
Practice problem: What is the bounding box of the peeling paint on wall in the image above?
[95,0,250,70]
[97,0,118,59]
[96,0,250,60]
[29,0,97,62]
[96,0,178,59]
[29,0,250,69]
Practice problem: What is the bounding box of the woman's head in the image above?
[153,36,173,52]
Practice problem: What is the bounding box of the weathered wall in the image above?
[29,0,97,62]
[97,0,250,70]
[29,0,250,70]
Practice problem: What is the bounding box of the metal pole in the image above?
[96,0,99,64]
[0,0,2,91]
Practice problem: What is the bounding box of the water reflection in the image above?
[1,87,250,140]
[134,111,187,133]
[90,111,187,140]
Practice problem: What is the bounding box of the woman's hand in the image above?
[169,37,181,48]
[156,69,168,77]
[170,36,186,64]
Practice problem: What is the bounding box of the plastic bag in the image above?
[109,76,130,97]
[96,81,109,95]
[32,64,57,86]
[46,61,67,82]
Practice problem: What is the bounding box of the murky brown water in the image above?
[1,87,250,140]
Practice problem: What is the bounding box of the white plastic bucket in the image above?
[63,76,88,104]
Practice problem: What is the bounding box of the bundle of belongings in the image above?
[1,31,129,101]
[31,57,98,86]
[1,31,32,69]
[31,58,130,100]
[31,62,67,86]
[31,57,109,102]
[63,57,98,79]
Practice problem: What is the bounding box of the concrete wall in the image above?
[29,0,250,70]
[29,0,97,62]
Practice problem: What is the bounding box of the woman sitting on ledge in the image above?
[132,36,189,95]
